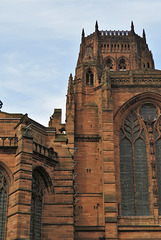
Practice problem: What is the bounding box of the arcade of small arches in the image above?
[85,58,128,86]
[101,43,130,52]
[85,57,153,86]
[104,57,128,71]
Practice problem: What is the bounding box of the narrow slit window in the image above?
[0,171,7,240]
[86,70,94,86]
[30,173,43,240]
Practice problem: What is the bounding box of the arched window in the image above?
[86,70,94,86]
[0,170,7,240]
[119,59,126,70]
[30,172,43,240]
[105,58,113,70]
[119,102,161,216]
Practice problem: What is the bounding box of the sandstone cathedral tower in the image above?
[0,22,161,240]
[66,21,161,240]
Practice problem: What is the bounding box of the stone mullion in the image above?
[131,117,137,216]
[148,123,159,223]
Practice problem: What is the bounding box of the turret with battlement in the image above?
[77,21,154,75]
[66,22,161,240]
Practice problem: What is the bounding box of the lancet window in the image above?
[119,103,161,216]
[86,70,94,86]
[30,172,43,240]
[0,171,7,240]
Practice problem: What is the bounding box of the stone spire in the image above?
[68,73,73,95]
[143,29,146,43]
[81,28,85,43]
[131,21,135,33]
[95,20,99,32]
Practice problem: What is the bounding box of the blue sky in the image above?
[0,0,161,126]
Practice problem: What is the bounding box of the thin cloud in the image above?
[0,0,161,126]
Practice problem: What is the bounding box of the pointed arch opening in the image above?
[86,70,94,86]
[115,92,161,217]
[30,166,53,240]
[119,109,150,216]
[0,163,12,240]
[118,58,126,70]
[105,58,113,70]
[0,170,8,240]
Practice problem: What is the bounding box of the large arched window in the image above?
[0,170,7,240]
[30,171,43,240]
[119,102,161,216]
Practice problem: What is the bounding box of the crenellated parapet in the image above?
[100,30,129,37]
[76,21,154,79]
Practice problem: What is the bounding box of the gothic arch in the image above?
[0,162,12,240]
[114,92,161,124]
[0,161,14,187]
[114,92,161,216]
[30,166,54,240]
[32,166,53,194]
[103,56,115,70]
[85,68,94,86]
[116,56,130,71]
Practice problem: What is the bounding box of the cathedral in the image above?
[1,21,161,239]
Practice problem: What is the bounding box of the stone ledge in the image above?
[105,206,117,212]
[75,226,105,232]
[105,217,117,223]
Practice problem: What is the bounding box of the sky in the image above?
[0,0,161,126]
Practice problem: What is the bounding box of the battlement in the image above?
[78,21,154,71]
[100,30,129,37]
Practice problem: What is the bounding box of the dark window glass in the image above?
[120,138,135,216]
[86,73,89,86]
[86,70,94,86]
[90,73,93,86]
[120,108,150,216]
[140,103,157,121]
[30,174,42,240]
[119,59,126,70]
[134,139,149,216]
[0,171,7,240]
[105,59,113,70]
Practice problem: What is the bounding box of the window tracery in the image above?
[119,102,161,216]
